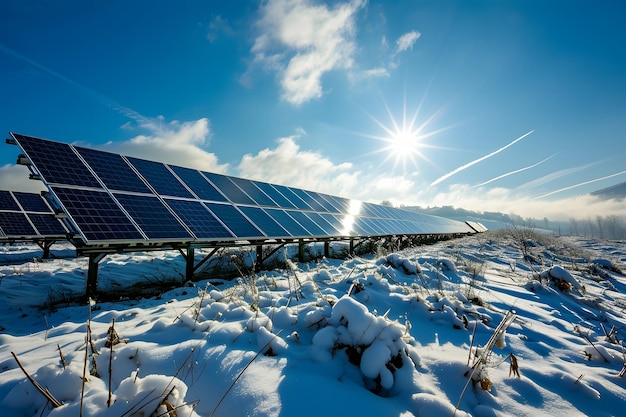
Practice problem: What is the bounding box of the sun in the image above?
[357,94,450,172]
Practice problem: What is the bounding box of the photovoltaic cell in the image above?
[202,173,256,205]
[0,212,36,235]
[237,206,291,237]
[252,181,297,209]
[28,213,67,235]
[204,203,264,238]
[127,157,193,198]
[0,190,20,211]
[229,177,278,207]
[264,208,310,237]
[51,187,143,242]
[76,147,151,193]
[13,191,50,212]
[169,166,227,202]
[12,134,102,188]
[308,191,338,213]
[164,199,233,239]
[114,194,192,240]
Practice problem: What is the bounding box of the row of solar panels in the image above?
[8,133,476,247]
[0,189,67,239]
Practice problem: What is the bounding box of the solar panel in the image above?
[164,199,233,239]
[264,208,310,237]
[252,181,298,209]
[0,212,37,235]
[12,134,102,188]
[202,173,256,205]
[13,191,51,212]
[127,157,194,198]
[28,213,67,235]
[75,146,152,193]
[229,177,278,207]
[203,203,264,238]
[0,190,20,211]
[113,194,192,240]
[169,166,228,202]
[237,206,291,237]
[51,187,143,242]
[10,133,477,248]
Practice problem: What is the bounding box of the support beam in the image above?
[194,247,218,273]
[256,245,263,272]
[86,253,107,299]
[349,238,354,256]
[298,240,305,263]
[184,247,195,282]
[324,241,330,258]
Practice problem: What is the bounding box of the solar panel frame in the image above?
[28,213,68,235]
[272,184,312,210]
[251,181,298,209]
[237,206,292,238]
[229,177,278,207]
[285,210,327,236]
[12,191,52,212]
[264,208,311,237]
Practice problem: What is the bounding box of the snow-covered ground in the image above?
[1,231,625,417]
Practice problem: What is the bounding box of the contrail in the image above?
[431,130,534,186]
[535,169,626,199]
[474,154,555,188]
[516,161,600,191]
[0,42,148,125]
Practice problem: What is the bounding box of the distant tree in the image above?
[380,200,393,207]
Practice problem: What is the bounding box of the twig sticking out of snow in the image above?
[10,351,62,408]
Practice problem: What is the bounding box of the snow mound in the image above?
[377,253,421,275]
[540,265,584,293]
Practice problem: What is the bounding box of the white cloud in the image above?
[395,30,421,53]
[0,164,46,193]
[237,135,360,195]
[251,0,366,106]
[103,117,228,173]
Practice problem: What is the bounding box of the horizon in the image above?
[1,1,625,221]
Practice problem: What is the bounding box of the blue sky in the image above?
[1,0,624,220]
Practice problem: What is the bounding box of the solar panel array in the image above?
[10,133,475,247]
[0,189,67,239]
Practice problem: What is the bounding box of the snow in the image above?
[1,232,625,416]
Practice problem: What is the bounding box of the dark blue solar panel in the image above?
[252,181,297,209]
[285,210,326,236]
[203,173,256,205]
[229,178,278,207]
[303,212,338,235]
[169,166,227,202]
[12,134,102,188]
[289,188,327,212]
[114,194,192,240]
[51,187,143,242]
[127,157,193,198]
[0,191,20,211]
[12,192,50,212]
[204,203,264,238]
[164,199,233,239]
[272,185,311,210]
[263,208,310,237]
[324,194,350,213]
[76,147,151,193]
[237,206,291,237]
[319,213,344,234]
[0,212,36,235]
[28,213,67,235]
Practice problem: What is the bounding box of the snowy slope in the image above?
[0,232,625,417]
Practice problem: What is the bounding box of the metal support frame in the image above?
[298,239,305,263]
[255,243,287,271]
[324,241,330,258]
[86,252,107,299]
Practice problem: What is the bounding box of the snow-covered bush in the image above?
[312,295,420,395]
[540,265,584,293]
[377,253,421,275]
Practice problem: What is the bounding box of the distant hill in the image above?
[592,181,626,199]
